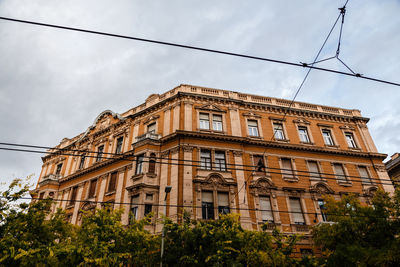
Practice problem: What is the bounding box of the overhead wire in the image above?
[0,15,399,87]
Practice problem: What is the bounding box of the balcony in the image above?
[39,174,61,186]
[135,132,161,143]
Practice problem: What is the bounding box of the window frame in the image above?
[212,114,223,132]
[298,126,311,143]
[135,154,145,175]
[147,122,156,134]
[115,136,124,154]
[273,122,286,140]
[322,129,335,146]
[69,186,78,206]
[79,154,86,169]
[130,195,140,223]
[333,163,351,185]
[289,197,306,225]
[214,151,227,172]
[344,132,358,148]
[55,163,63,175]
[280,158,297,181]
[307,160,322,181]
[247,119,260,137]
[358,165,373,185]
[88,179,97,198]
[259,195,274,223]
[107,172,118,193]
[317,199,328,222]
[200,150,212,170]
[96,145,104,162]
[253,154,266,174]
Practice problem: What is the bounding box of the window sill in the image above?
[348,147,361,151]
[259,222,279,230]
[283,176,299,183]
[291,224,309,232]
[146,173,157,178]
[198,129,226,134]
[197,168,231,174]
[309,177,325,182]
[274,138,290,143]
[105,190,116,196]
[338,180,352,187]
[131,173,144,180]
[300,141,315,146]
[247,135,262,139]
[324,144,339,149]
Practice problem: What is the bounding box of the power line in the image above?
[7,196,393,220]
[0,146,395,186]
[0,142,394,183]
[0,16,399,87]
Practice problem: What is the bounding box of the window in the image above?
[130,195,139,222]
[88,179,97,198]
[79,154,86,169]
[147,122,156,133]
[145,193,153,201]
[115,137,123,154]
[290,198,305,225]
[358,166,372,184]
[345,132,357,148]
[135,154,144,174]
[248,120,259,137]
[108,172,117,192]
[217,192,230,215]
[200,150,212,170]
[96,145,104,162]
[318,200,328,222]
[253,155,266,173]
[55,163,63,175]
[212,114,223,131]
[259,196,274,223]
[298,127,310,143]
[202,191,215,219]
[39,192,45,200]
[199,113,210,130]
[281,158,295,179]
[144,204,152,216]
[322,130,334,145]
[148,153,156,174]
[273,123,285,140]
[214,151,226,171]
[69,186,78,206]
[333,163,348,183]
[308,161,321,180]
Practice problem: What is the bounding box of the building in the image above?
[33,84,394,249]
[385,153,400,188]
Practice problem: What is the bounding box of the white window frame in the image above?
[200,150,212,170]
[321,129,335,146]
[344,132,358,148]
[247,119,260,137]
[199,113,210,130]
[212,114,223,132]
[298,126,311,143]
[214,151,227,172]
[273,122,286,140]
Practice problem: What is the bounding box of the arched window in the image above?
[148,153,156,174]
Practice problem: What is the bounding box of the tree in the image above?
[313,189,400,267]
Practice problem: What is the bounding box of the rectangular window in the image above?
[79,154,86,169]
[55,163,63,175]
[39,192,45,199]
[322,130,334,145]
[281,158,295,179]
[130,195,139,222]
[214,151,226,171]
[308,161,321,180]
[88,179,97,198]
[318,200,328,222]
[135,154,144,174]
[345,133,357,148]
[260,196,274,222]
[199,113,210,130]
[200,150,212,170]
[202,191,214,220]
[144,204,152,216]
[69,186,78,206]
[290,198,305,225]
[96,145,104,162]
[333,163,347,183]
[217,192,230,215]
[253,155,265,173]
[358,166,372,184]
[298,127,310,143]
[248,120,259,137]
[145,193,153,201]
[147,123,156,133]
[115,136,124,154]
[108,172,117,192]
[212,114,223,131]
[273,123,285,140]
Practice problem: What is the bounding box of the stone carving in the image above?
[293,118,310,125]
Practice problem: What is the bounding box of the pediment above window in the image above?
[243,112,261,119]
[310,182,334,196]
[196,104,226,113]
[143,115,160,125]
[293,118,310,125]
[339,124,355,131]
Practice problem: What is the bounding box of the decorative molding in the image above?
[374,165,386,172]
[339,124,356,131]
[169,147,180,155]
[182,145,194,152]
[292,118,310,125]
[317,123,333,128]
[269,116,286,121]
[231,150,243,157]
[196,104,226,113]
[242,112,261,118]
[143,115,160,125]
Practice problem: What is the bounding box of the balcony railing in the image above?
[135,132,161,143]
[42,174,61,181]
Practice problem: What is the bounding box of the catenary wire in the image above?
[0,15,399,87]
[0,146,396,186]
[0,141,394,183]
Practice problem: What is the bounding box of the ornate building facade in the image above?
[33,84,394,251]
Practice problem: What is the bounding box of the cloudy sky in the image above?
[0,0,399,187]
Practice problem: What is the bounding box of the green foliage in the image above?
[163,213,312,266]
[313,189,400,267]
